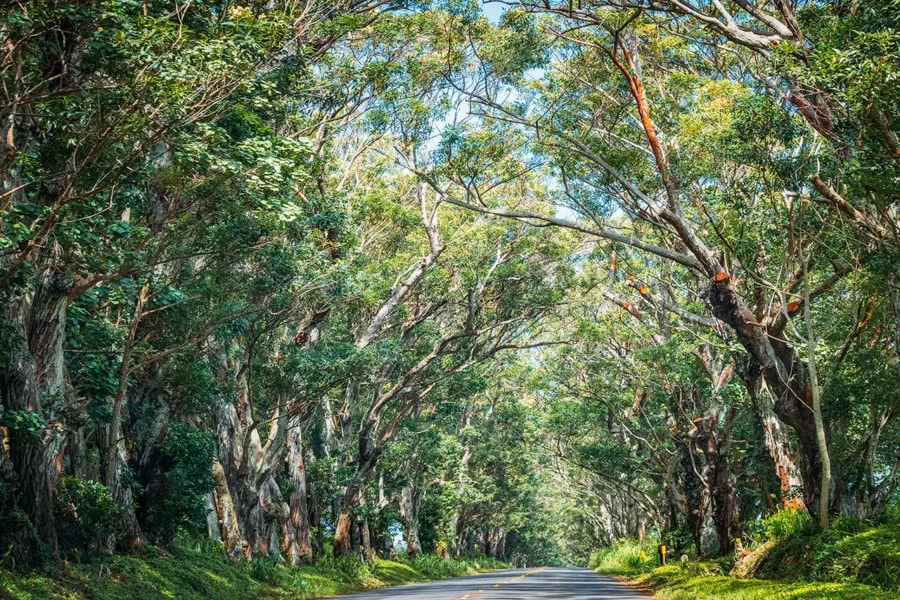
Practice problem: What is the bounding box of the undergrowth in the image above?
[0,537,506,600]
[591,513,900,600]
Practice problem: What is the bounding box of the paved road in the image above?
[328,567,651,599]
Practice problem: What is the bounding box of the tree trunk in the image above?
[333,481,361,558]
[676,433,709,556]
[204,493,222,542]
[400,485,422,559]
[307,477,324,556]
[1,263,71,559]
[450,418,475,558]
[495,529,506,560]
[333,421,382,557]
[709,279,824,513]
[211,457,244,558]
[802,273,831,529]
[211,370,286,560]
[285,413,312,564]
[696,424,739,555]
[757,381,806,509]
[212,390,250,558]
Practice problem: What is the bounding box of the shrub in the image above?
[55,476,125,557]
[756,507,813,542]
[248,556,280,585]
[813,523,900,592]
[142,424,216,546]
[589,538,660,575]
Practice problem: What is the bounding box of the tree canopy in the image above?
[1,0,897,572]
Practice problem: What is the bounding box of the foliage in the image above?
[599,522,900,597]
[55,477,125,558]
[588,538,662,575]
[630,563,895,600]
[0,0,898,595]
[143,425,217,545]
[749,522,900,592]
[754,508,815,543]
[0,539,506,600]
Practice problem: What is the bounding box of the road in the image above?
[328,567,651,599]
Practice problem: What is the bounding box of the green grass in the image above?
[590,521,900,600]
[589,538,662,575]
[632,564,897,600]
[0,541,507,600]
[749,520,900,592]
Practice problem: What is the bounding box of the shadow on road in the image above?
[328,567,650,599]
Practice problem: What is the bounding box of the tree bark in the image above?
[695,422,739,555]
[802,260,831,529]
[285,413,312,564]
[709,279,824,513]
[676,433,708,556]
[1,262,71,558]
[211,457,244,558]
[399,485,422,559]
[332,422,382,557]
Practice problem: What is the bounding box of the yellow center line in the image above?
[457,567,547,599]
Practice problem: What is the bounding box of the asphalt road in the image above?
[328,567,651,599]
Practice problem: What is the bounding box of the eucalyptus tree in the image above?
[0,0,398,562]
[518,0,900,249]
[327,198,573,555]
[430,3,897,528]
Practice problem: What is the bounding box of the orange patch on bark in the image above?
[712,272,730,283]
[786,497,805,510]
[0,426,8,457]
[777,466,790,491]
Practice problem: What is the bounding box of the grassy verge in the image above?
[628,563,897,600]
[590,533,900,600]
[0,541,507,600]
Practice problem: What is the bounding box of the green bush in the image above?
[142,424,216,546]
[589,538,660,575]
[756,507,813,542]
[812,523,900,592]
[742,517,899,594]
[55,476,124,557]
[402,553,507,580]
[0,536,507,600]
[248,556,280,585]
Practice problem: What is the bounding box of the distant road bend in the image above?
[329,567,651,599]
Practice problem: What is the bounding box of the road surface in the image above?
[329,567,651,599]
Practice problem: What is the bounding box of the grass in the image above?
[590,521,900,600]
[748,518,900,592]
[632,564,897,600]
[0,540,507,600]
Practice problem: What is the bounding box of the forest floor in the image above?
[0,540,507,600]
[591,521,900,600]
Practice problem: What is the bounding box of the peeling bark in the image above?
[284,413,312,564]
[399,485,422,559]
[211,457,243,558]
[1,261,71,558]
[709,279,823,512]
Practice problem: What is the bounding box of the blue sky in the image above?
[482,1,506,24]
